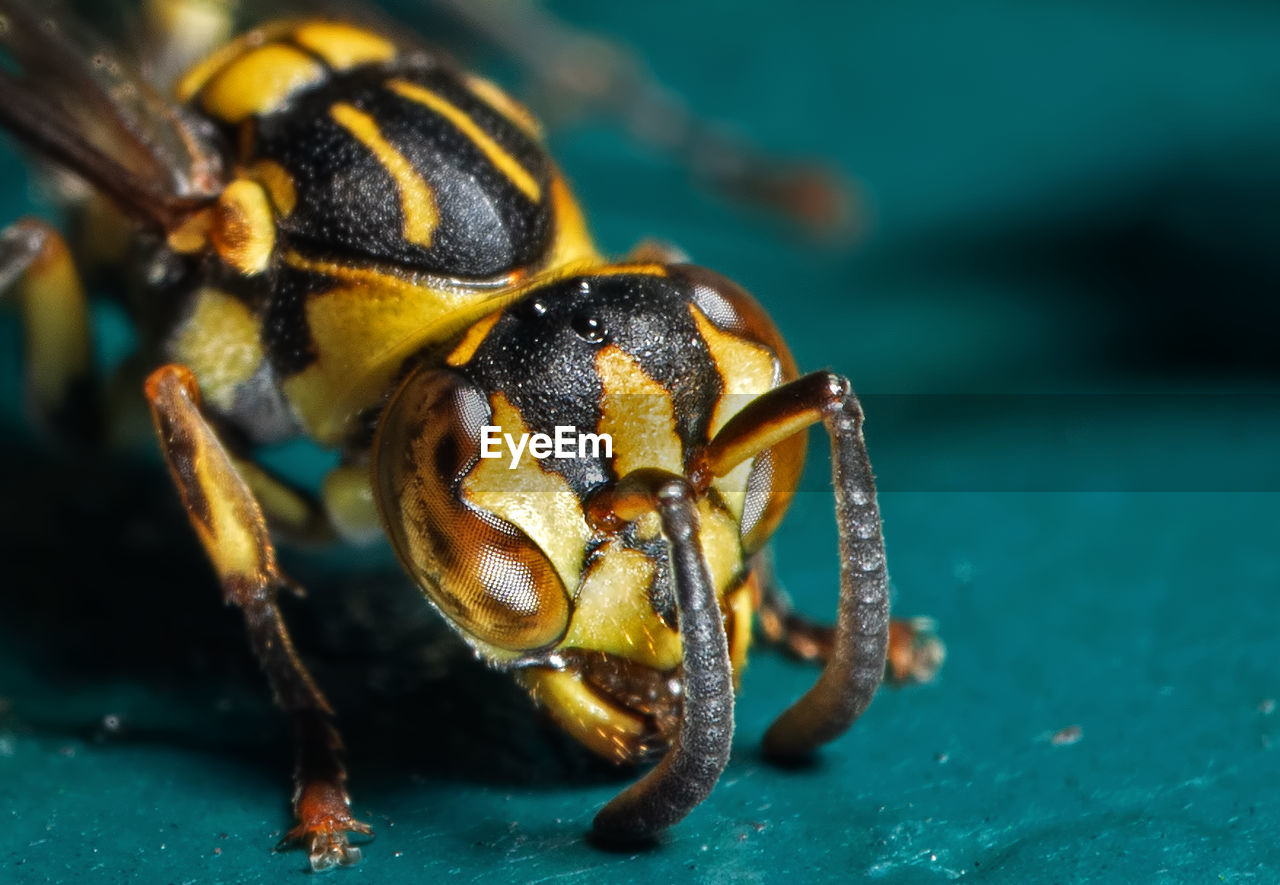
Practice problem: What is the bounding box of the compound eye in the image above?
[373,368,570,653]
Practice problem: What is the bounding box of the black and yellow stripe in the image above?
[249,66,558,278]
[180,20,568,279]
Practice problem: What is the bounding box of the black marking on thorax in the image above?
[262,261,323,377]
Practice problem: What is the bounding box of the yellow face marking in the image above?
[462,393,593,590]
[446,310,502,366]
[387,78,543,203]
[691,306,779,435]
[698,501,747,605]
[330,102,439,247]
[595,345,683,478]
[171,288,263,413]
[240,159,297,217]
[198,44,325,123]
[561,542,681,670]
[726,576,755,685]
[559,500,744,670]
[690,306,780,521]
[292,21,396,69]
[462,73,543,140]
[211,179,276,275]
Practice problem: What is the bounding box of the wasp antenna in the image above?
[591,473,734,844]
[762,382,890,757]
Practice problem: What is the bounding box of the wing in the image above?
[0,0,223,228]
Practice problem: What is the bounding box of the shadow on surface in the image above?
[0,438,624,797]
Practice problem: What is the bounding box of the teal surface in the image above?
[2,1,1279,882]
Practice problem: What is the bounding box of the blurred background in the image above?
[1,0,1277,881]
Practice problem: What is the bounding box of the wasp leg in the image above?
[585,470,735,844]
[704,372,889,758]
[144,364,370,871]
[231,456,336,545]
[750,548,834,662]
[753,555,945,686]
[430,0,858,236]
[0,219,100,440]
[226,459,375,547]
[321,463,384,546]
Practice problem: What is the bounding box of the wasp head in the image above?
[372,265,805,762]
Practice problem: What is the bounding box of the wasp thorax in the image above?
[372,368,571,655]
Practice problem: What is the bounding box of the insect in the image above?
[0,0,943,870]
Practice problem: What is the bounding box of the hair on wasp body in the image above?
[0,0,942,870]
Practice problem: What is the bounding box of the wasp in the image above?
[0,0,942,870]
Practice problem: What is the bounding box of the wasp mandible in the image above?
[0,0,942,869]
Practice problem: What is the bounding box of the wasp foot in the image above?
[277,783,372,872]
[886,617,946,686]
[758,589,945,687]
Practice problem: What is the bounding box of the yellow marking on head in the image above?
[330,102,439,247]
[292,21,396,69]
[462,73,543,139]
[197,44,325,122]
[387,78,542,203]
[698,500,749,600]
[726,574,756,683]
[559,500,743,670]
[279,252,527,443]
[595,345,683,477]
[240,159,297,216]
[561,542,680,670]
[211,179,276,275]
[446,310,502,366]
[690,306,781,521]
[172,288,263,413]
[461,393,593,589]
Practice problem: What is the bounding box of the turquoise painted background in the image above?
[1,1,1278,882]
